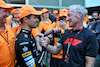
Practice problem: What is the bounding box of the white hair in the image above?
[69,4,87,20]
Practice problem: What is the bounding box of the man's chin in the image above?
[32,26,36,28]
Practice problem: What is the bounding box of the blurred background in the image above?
[4,0,100,18]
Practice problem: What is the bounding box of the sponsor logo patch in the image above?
[24,34,28,38]
[25,58,35,66]
[22,51,32,58]
[19,42,29,45]
[23,55,33,62]
[22,46,28,52]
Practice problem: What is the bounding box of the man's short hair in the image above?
[92,11,99,16]
[20,14,32,24]
[69,5,87,20]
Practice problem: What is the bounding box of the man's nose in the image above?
[36,18,39,22]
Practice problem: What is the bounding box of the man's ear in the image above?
[23,17,28,23]
[77,12,82,19]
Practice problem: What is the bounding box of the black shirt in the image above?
[15,29,36,67]
[90,21,100,33]
[58,28,99,67]
[90,21,100,54]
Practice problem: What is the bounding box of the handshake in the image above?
[39,36,51,48]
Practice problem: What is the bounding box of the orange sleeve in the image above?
[43,21,52,31]
[84,15,89,23]
[5,25,11,29]
[31,28,39,37]
[60,27,65,34]
[39,21,43,31]
[16,27,21,35]
[11,25,19,36]
[47,22,56,30]
[52,38,63,59]
[48,21,60,30]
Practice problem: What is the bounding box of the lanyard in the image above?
[69,27,84,43]
[66,27,84,54]
[0,32,12,54]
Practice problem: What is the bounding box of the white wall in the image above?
[85,0,100,8]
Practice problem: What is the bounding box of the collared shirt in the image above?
[0,25,15,67]
[39,21,52,32]
[11,21,19,28]
[11,25,21,38]
[31,28,39,37]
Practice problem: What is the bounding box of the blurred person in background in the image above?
[50,10,59,22]
[90,12,100,67]
[6,8,21,28]
[39,8,52,34]
[88,11,99,30]
[44,8,72,36]
[11,8,20,27]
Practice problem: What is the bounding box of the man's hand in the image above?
[52,27,60,32]
[37,44,42,51]
[92,30,96,34]
[34,36,42,51]
[59,20,67,30]
[40,37,50,48]
[39,32,44,37]
[47,35,53,39]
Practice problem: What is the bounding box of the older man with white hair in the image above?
[40,5,99,67]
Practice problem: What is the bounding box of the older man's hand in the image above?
[40,37,50,48]
[59,20,67,30]
[53,27,60,32]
